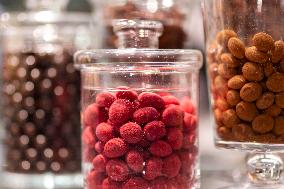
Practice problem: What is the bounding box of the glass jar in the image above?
[89,0,194,49]
[0,0,93,188]
[74,19,203,189]
[203,0,284,188]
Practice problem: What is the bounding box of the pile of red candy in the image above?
[82,87,197,189]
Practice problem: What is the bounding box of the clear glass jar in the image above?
[89,0,194,49]
[203,0,284,188]
[0,0,93,188]
[75,19,203,189]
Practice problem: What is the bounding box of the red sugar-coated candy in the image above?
[116,86,138,102]
[109,99,133,125]
[168,174,189,189]
[143,157,163,181]
[96,123,115,142]
[82,127,96,148]
[166,128,183,150]
[149,140,172,157]
[144,121,166,141]
[138,92,165,111]
[181,97,196,115]
[132,100,141,112]
[162,154,181,178]
[137,136,151,148]
[183,113,197,133]
[102,178,122,189]
[95,141,105,153]
[83,103,108,128]
[123,177,149,189]
[103,138,128,158]
[162,105,184,127]
[106,160,129,182]
[96,92,116,108]
[162,95,180,106]
[93,155,107,172]
[87,170,105,189]
[150,177,167,189]
[183,134,196,149]
[125,150,144,172]
[83,147,96,162]
[120,122,143,144]
[133,107,160,125]
[178,150,196,175]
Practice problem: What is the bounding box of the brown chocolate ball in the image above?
[252,114,274,134]
[226,90,241,106]
[222,109,240,128]
[218,126,233,141]
[232,123,253,142]
[221,53,240,68]
[271,40,284,63]
[236,101,258,122]
[228,75,246,89]
[264,104,282,117]
[266,72,284,92]
[252,32,274,52]
[256,92,275,110]
[245,46,269,64]
[242,62,264,82]
[218,63,237,79]
[275,92,284,108]
[228,37,245,59]
[214,75,228,92]
[215,98,229,111]
[240,82,262,102]
[216,29,237,46]
[273,116,284,135]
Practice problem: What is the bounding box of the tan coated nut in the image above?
[252,32,274,52]
[253,133,276,143]
[242,62,264,81]
[226,90,241,106]
[218,63,237,79]
[216,29,237,46]
[273,116,284,135]
[266,72,284,92]
[228,75,246,89]
[245,46,269,64]
[221,53,240,68]
[263,62,275,77]
[214,108,223,124]
[228,37,245,59]
[232,123,254,142]
[214,75,228,93]
[215,98,230,111]
[236,101,258,121]
[218,126,233,140]
[275,92,284,108]
[209,63,218,79]
[252,114,274,134]
[240,82,262,102]
[256,92,275,110]
[264,104,282,117]
[222,109,240,128]
[271,40,284,63]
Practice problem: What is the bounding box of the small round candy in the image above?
[106,159,129,182]
[144,121,166,141]
[103,138,127,158]
[143,157,163,181]
[120,122,143,144]
[149,140,172,157]
[96,92,116,108]
[96,122,114,142]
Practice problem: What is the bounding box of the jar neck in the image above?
[116,29,160,49]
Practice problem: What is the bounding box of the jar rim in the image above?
[74,48,203,71]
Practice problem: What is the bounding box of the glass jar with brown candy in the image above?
[0,0,93,188]
[203,0,284,188]
[89,0,193,49]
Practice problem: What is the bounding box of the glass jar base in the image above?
[1,172,82,189]
[218,183,284,189]
[216,141,284,152]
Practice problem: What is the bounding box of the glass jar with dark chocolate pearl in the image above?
[0,0,94,188]
[89,0,194,49]
[75,19,203,189]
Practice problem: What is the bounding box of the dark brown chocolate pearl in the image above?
[240,82,262,102]
[236,101,258,122]
[242,62,264,82]
[273,116,284,135]
[265,104,282,117]
[222,109,240,128]
[226,90,241,106]
[256,92,275,110]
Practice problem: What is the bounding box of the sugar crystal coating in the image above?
[96,122,115,142]
[109,99,133,125]
[125,150,144,172]
[133,107,159,125]
[103,138,127,158]
[149,140,172,157]
[138,92,165,111]
[162,105,184,127]
[143,157,163,180]
[96,92,116,108]
[106,159,129,182]
[123,177,149,189]
[162,154,181,178]
[119,122,143,144]
[144,121,166,141]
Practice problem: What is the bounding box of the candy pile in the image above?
[82,88,197,189]
[208,30,284,143]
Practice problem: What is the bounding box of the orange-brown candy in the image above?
[216,29,237,46]
[236,101,257,121]
[242,62,264,82]
[252,133,276,143]
[226,90,241,106]
[214,75,228,92]
[263,62,275,77]
[273,116,284,135]
[221,53,240,68]
[240,82,262,102]
[222,109,240,128]
[218,126,233,140]
[245,46,269,64]
[266,72,284,92]
[252,114,274,134]
[264,104,282,117]
[256,92,275,110]
[232,123,253,142]
[228,37,245,59]
[215,98,229,111]
[271,40,284,63]
[252,32,274,52]
[275,92,284,108]
[218,63,237,79]
[228,75,246,89]
[209,63,218,79]
[214,108,223,124]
